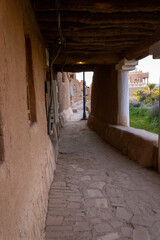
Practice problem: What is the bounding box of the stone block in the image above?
[97,232,119,240]
[133,228,150,240]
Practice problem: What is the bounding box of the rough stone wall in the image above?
[57,72,84,123]
[69,75,82,104]
[57,72,71,113]
[0,0,56,239]
[86,85,91,101]
[57,72,73,123]
[89,65,118,126]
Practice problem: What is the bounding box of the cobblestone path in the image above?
[45,121,160,240]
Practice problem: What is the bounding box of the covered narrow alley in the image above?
[45,107,160,240]
[1,1,160,239]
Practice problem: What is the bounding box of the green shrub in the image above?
[129,100,142,107]
[149,103,159,117]
[130,107,159,134]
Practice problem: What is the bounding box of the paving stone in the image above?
[110,220,123,229]
[48,203,66,208]
[81,176,92,181]
[95,198,108,208]
[46,225,73,232]
[46,216,63,225]
[45,119,160,240]
[94,223,113,233]
[52,181,66,187]
[127,200,141,215]
[89,181,106,190]
[97,209,113,220]
[70,210,85,216]
[133,228,150,240]
[76,167,84,172]
[131,215,151,227]
[87,189,103,198]
[110,197,125,207]
[151,221,160,238]
[86,207,97,217]
[116,207,133,221]
[152,208,160,214]
[46,231,73,238]
[65,216,85,223]
[90,218,101,224]
[49,198,67,204]
[74,231,92,240]
[97,232,119,240]
[46,237,73,240]
[121,226,132,238]
[74,222,91,231]
[48,209,69,216]
[85,199,97,208]
[67,202,81,209]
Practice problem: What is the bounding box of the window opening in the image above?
[25,35,37,124]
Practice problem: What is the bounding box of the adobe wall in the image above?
[57,72,84,123]
[86,85,92,101]
[69,75,82,104]
[0,0,56,239]
[57,72,73,123]
[88,65,118,135]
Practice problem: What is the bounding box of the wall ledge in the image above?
[110,125,158,146]
[88,115,158,170]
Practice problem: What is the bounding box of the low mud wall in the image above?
[88,115,158,170]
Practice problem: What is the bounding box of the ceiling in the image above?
[31,0,160,71]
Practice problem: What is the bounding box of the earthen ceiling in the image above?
[31,0,160,71]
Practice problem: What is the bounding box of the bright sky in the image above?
[136,55,160,84]
[76,55,160,86]
[76,72,93,87]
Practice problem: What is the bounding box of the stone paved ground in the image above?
[45,116,160,239]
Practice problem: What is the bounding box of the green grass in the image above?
[130,107,159,134]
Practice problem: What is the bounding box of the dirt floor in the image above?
[45,106,160,240]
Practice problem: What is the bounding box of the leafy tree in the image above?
[133,89,146,102]
[144,83,157,103]
[134,83,159,104]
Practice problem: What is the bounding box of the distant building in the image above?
[129,71,149,88]
[129,71,149,101]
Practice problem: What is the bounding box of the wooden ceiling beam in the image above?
[42,28,154,37]
[121,29,160,60]
[53,52,119,65]
[44,38,139,46]
[31,1,160,66]
[48,45,132,53]
[39,21,159,31]
[35,11,160,24]
[54,64,96,72]
[44,35,150,44]
[68,35,150,42]
[63,41,138,47]
[32,0,160,13]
